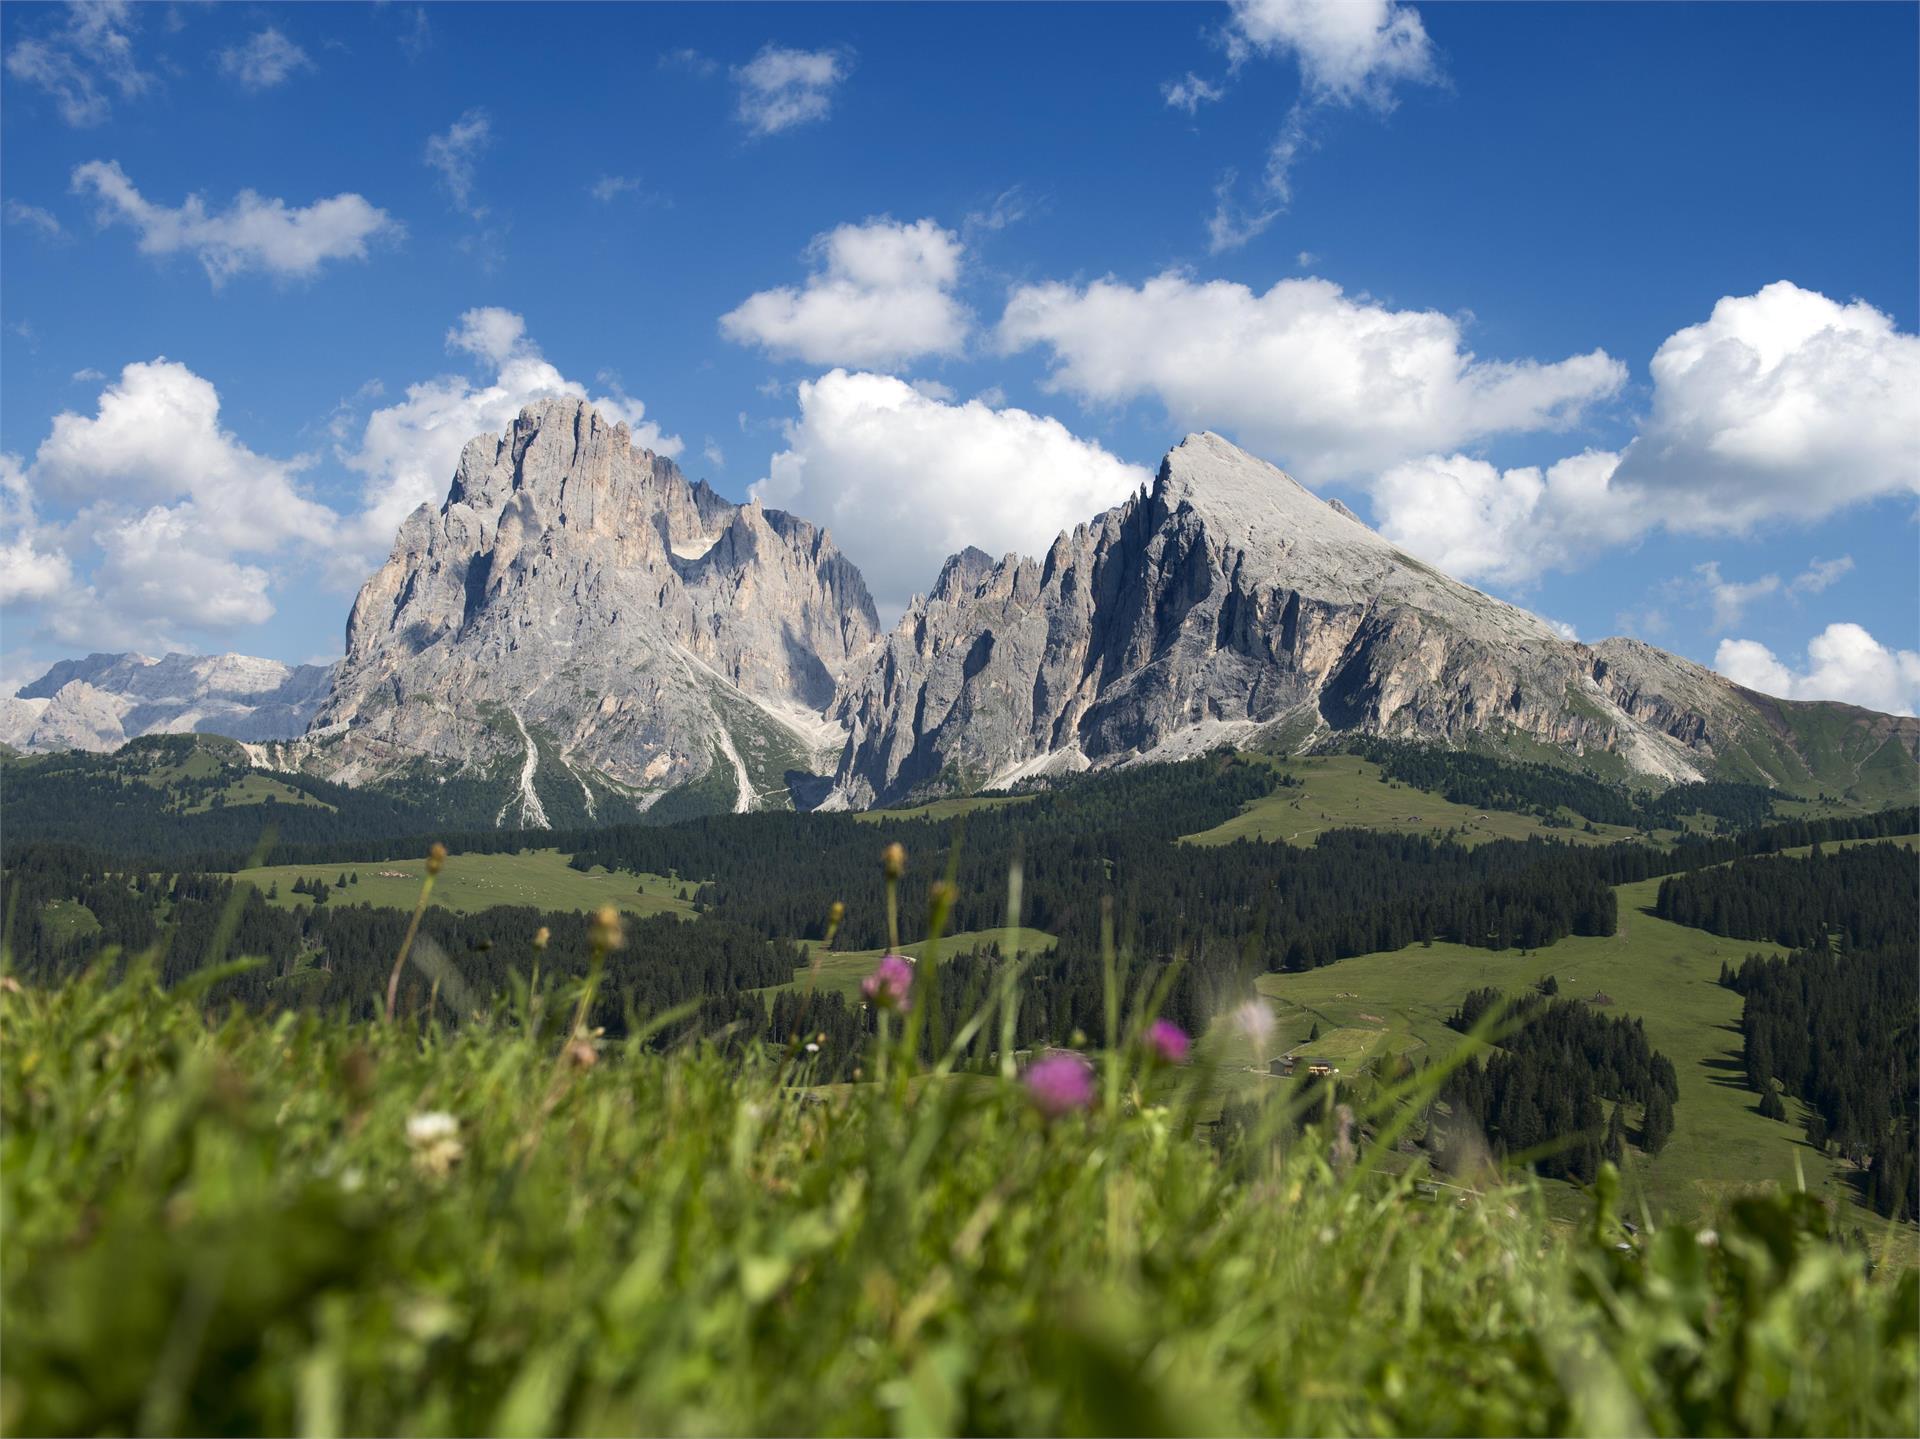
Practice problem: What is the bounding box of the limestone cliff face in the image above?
[824,433,1895,807]
[307,398,878,816]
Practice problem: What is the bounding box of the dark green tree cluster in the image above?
[1655,841,1918,950]
[2,845,803,1041]
[1443,988,1680,1180]
[1728,942,1918,1220]
[0,737,456,864]
[1349,738,1776,831]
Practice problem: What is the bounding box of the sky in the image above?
[2,0,1917,713]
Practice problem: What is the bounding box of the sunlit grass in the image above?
[3,854,1915,1436]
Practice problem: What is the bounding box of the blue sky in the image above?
[3,1,1916,711]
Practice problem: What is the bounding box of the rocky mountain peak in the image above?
[823,429,1842,809]
[302,398,881,819]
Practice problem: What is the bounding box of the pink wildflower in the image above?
[1144,1019,1191,1065]
[860,953,914,1011]
[1025,1052,1095,1118]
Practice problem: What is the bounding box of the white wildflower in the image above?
[406,1109,464,1177]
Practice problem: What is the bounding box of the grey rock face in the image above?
[825,432,1883,807]
[1,652,335,752]
[304,398,879,818]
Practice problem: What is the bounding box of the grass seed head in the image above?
[590,905,625,952]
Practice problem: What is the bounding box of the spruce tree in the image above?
[1641,1089,1675,1156]
[1604,1101,1626,1163]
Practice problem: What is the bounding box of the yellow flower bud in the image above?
[590,904,625,951]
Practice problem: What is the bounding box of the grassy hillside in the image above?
[4,961,1912,1437]
[851,792,1038,825]
[1240,836,1919,1251]
[232,848,697,919]
[1714,698,1920,808]
[1183,754,1652,848]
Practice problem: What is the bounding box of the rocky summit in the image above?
[13,409,1913,820]
[280,397,879,824]
[823,431,1917,807]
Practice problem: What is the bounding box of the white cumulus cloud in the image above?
[5,360,336,648]
[217,27,312,92]
[752,370,1150,616]
[733,45,850,136]
[71,159,399,285]
[1715,624,1920,716]
[1612,281,1920,529]
[1228,0,1437,106]
[91,507,276,633]
[720,217,970,370]
[0,454,73,606]
[33,360,332,550]
[999,272,1624,481]
[1369,450,1636,587]
[1367,283,1917,584]
[1184,2,1439,247]
[344,307,681,556]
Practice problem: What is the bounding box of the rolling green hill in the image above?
[231,848,697,920]
[1226,835,1918,1251]
[1183,754,1652,848]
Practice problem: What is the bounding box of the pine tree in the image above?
[1307,1021,1320,1043]
[1804,1109,1829,1154]
[1604,1101,1626,1163]
[1642,1089,1675,1156]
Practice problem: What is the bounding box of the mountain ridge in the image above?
[8,407,1914,819]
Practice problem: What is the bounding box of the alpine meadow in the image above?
[2,2,1917,1437]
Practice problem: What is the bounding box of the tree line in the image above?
[1349,738,1778,832]
[1656,840,1917,950]
[1726,941,1917,1221]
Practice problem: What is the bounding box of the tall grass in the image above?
[2,870,1915,1436]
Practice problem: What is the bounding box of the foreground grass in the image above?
[4,961,1914,1437]
[232,848,696,918]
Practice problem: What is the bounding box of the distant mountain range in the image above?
[1,652,334,753]
[9,402,1916,820]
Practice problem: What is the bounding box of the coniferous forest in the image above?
[1442,988,1680,1182]
[1655,840,1918,950]
[1680,842,1920,1221]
